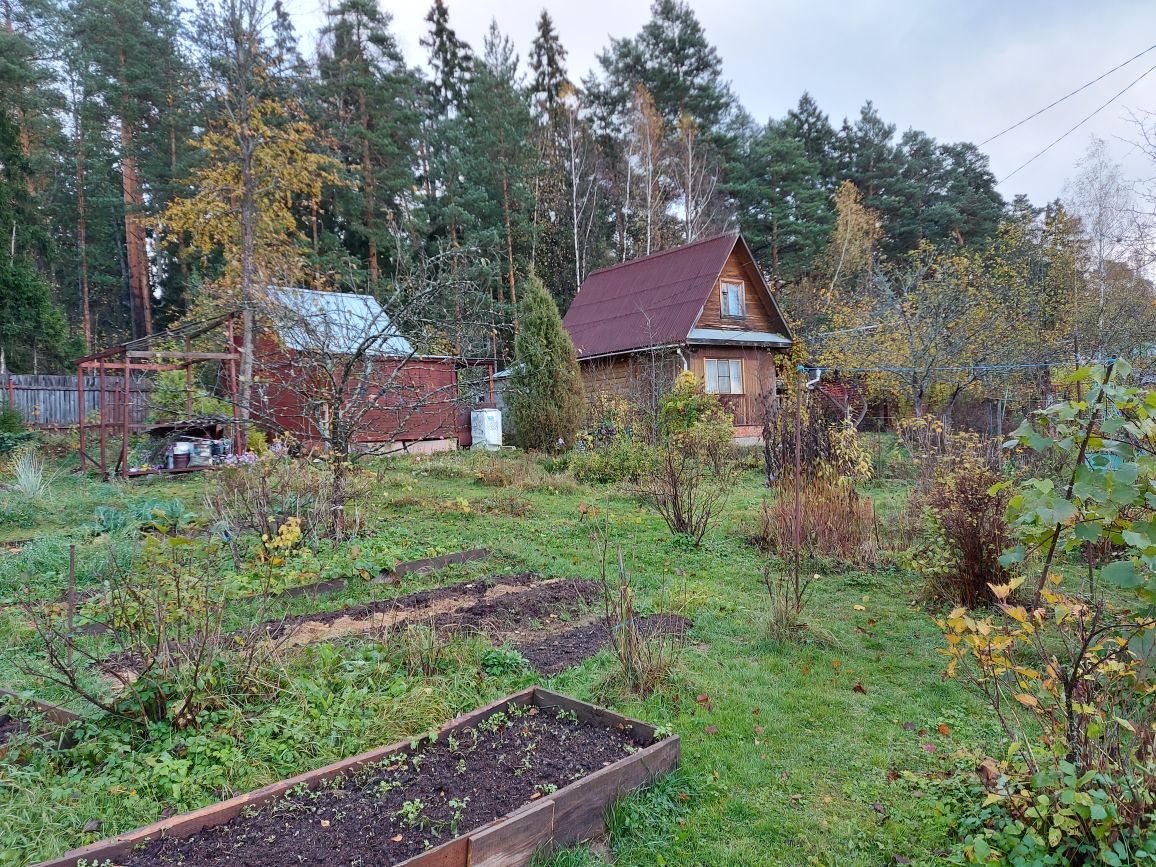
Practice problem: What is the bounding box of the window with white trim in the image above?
[705,358,743,394]
[720,280,745,318]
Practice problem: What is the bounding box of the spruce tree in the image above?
[509,272,584,452]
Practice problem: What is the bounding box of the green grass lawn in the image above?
[0,450,998,867]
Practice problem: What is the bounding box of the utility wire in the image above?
[1000,59,1156,184]
[979,41,1156,147]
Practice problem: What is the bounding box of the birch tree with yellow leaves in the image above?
[157,0,341,419]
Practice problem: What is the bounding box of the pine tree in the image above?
[509,271,584,451]
[69,0,189,339]
[590,0,733,131]
[728,118,832,288]
[528,10,567,113]
[318,0,423,284]
[457,21,535,322]
[421,0,473,115]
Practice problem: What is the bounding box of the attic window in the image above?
[720,280,745,318]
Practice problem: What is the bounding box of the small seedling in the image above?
[456,758,467,774]
[394,799,426,828]
[557,708,578,724]
[448,797,470,835]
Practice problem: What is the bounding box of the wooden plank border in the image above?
[32,687,679,867]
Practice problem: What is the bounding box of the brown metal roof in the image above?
[562,233,791,359]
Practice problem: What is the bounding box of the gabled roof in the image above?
[561,233,792,359]
[264,287,414,356]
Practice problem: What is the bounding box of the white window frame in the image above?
[705,358,744,395]
[720,280,746,318]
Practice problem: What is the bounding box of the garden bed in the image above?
[263,573,599,646]
[515,614,692,676]
[0,689,81,758]
[36,687,680,867]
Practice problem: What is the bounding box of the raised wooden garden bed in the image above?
[0,688,81,759]
[34,686,680,867]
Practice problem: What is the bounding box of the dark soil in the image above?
[432,578,599,635]
[263,574,598,641]
[0,712,29,746]
[263,572,537,639]
[516,614,692,676]
[122,702,642,866]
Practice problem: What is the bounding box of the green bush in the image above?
[567,436,654,485]
[0,398,26,433]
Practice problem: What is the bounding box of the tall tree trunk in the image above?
[76,89,92,352]
[119,48,152,339]
[500,138,517,328]
[6,0,34,200]
[359,88,379,284]
[170,118,188,289]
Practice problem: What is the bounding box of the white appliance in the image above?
[470,408,503,451]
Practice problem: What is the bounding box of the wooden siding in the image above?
[3,373,151,429]
[687,346,778,426]
[578,352,680,423]
[255,338,468,447]
[695,246,785,334]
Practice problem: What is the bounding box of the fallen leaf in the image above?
[754,725,764,735]
[917,728,927,736]
[696,694,710,704]
[82,820,102,834]
[922,743,936,753]
[868,618,877,626]
[530,792,542,800]
[873,802,886,815]
[853,681,867,694]
[831,659,842,669]
[790,793,803,802]
[320,820,331,828]
[886,769,899,781]
[392,834,403,842]
[822,795,832,804]
[801,665,811,675]
[751,707,761,716]
[853,604,866,611]
[895,857,911,865]
[937,723,951,737]
[704,725,718,735]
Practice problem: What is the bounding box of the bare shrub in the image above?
[637,373,737,545]
[21,534,283,731]
[912,436,1011,606]
[593,517,682,697]
[757,477,878,567]
[205,450,370,542]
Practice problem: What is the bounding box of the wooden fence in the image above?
[2,373,152,429]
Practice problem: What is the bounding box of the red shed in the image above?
[253,288,491,454]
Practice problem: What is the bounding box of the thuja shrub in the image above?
[913,435,1011,606]
[757,476,877,567]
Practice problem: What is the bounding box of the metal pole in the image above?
[67,545,76,668]
[98,359,107,476]
[227,315,242,456]
[184,336,193,419]
[121,357,131,478]
[77,363,86,469]
[793,366,803,611]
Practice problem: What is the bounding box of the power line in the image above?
[979,41,1156,147]
[1000,60,1156,184]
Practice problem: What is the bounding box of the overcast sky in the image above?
[284,0,1156,206]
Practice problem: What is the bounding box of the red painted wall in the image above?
[254,337,471,448]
